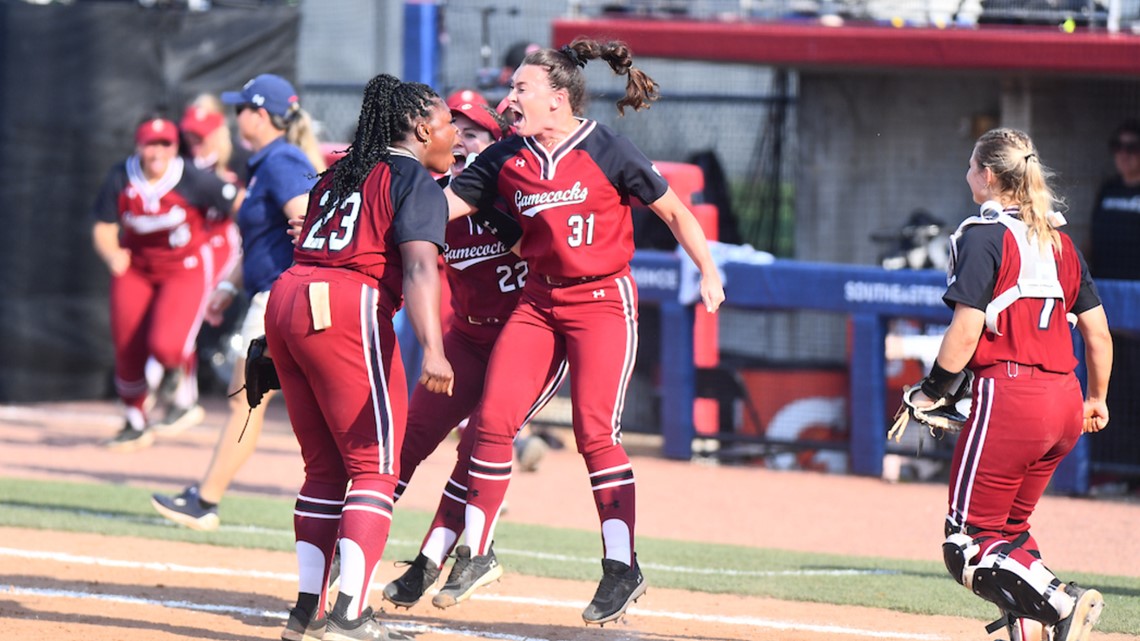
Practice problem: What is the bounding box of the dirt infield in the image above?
[2,398,1139,641]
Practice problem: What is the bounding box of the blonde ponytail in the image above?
[269,105,327,173]
[974,128,1062,254]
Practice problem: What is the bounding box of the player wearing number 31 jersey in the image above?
[434,38,725,625]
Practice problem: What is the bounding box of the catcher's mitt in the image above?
[245,335,280,409]
[888,370,974,442]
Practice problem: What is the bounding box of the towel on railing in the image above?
[675,241,775,306]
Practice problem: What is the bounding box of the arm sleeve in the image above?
[393,166,447,251]
[183,166,237,220]
[472,205,522,247]
[1072,246,1103,314]
[451,140,513,211]
[91,165,125,223]
[943,225,1001,311]
[600,132,669,204]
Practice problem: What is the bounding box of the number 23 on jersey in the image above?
[301,190,362,252]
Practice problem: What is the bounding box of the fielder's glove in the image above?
[888,370,973,442]
[245,335,280,409]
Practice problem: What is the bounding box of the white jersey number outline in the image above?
[496,260,529,292]
[567,213,595,247]
[301,190,363,252]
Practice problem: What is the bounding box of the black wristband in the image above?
[921,361,961,398]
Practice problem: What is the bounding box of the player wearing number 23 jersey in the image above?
[263,75,457,638]
[273,151,446,474]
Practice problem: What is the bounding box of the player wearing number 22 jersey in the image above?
[447,118,668,567]
[392,203,570,566]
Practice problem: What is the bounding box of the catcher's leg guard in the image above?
[984,611,1047,641]
[965,540,1073,625]
[942,533,979,586]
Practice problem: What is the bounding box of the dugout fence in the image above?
[622,249,1140,495]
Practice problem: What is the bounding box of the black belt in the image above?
[465,315,503,326]
[541,273,610,287]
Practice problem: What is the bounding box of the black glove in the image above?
[888,370,973,442]
[245,335,281,408]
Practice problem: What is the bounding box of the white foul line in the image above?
[1,586,550,641]
[1,547,945,640]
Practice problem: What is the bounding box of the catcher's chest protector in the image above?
[948,211,1066,336]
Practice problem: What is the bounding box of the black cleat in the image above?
[431,544,502,608]
[151,484,219,531]
[281,605,326,641]
[383,552,441,609]
[103,422,155,452]
[582,555,647,625]
[325,607,409,641]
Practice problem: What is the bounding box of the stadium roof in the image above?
[552,18,1140,77]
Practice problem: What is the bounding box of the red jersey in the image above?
[92,156,233,271]
[443,210,526,323]
[944,211,1101,373]
[294,154,447,303]
[450,120,669,280]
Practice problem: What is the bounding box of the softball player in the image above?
[180,96,246,302]
[382,94,568,609]
[152,75,319,533]
[431,39,724,625]
[918,128,1111,641]
[92,117,235,451]
[265,74,456,641]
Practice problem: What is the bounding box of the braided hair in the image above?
[328,74,441,204]
[524,37,659,116]
[974,128,1063,253]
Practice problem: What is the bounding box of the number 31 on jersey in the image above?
[567,213,595,247]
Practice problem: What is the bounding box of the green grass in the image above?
[2,477,1139,635]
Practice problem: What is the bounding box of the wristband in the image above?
[216,281,238,296]
[921,361,961,399]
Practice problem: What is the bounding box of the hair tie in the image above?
[559,45,587,69]
[1024,152,1036,162]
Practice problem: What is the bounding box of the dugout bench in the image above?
[631,249,1140,495]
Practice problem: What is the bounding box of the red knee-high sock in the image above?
[585,446,637,566]
[464,441,513,555]
[294,480,344,616]
[336,478,396,619]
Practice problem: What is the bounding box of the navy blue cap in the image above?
[221,74,299,117]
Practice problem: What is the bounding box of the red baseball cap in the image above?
[452,102,503,141]
[446,88,488,111]
[135,118,179,146]
[180,105,225,139]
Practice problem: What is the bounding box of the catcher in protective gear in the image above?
[889,366,973,442]
[244,335,280,409]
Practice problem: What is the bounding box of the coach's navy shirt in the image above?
[238,137,317,297]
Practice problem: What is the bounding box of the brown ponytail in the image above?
[524,37,660,116]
